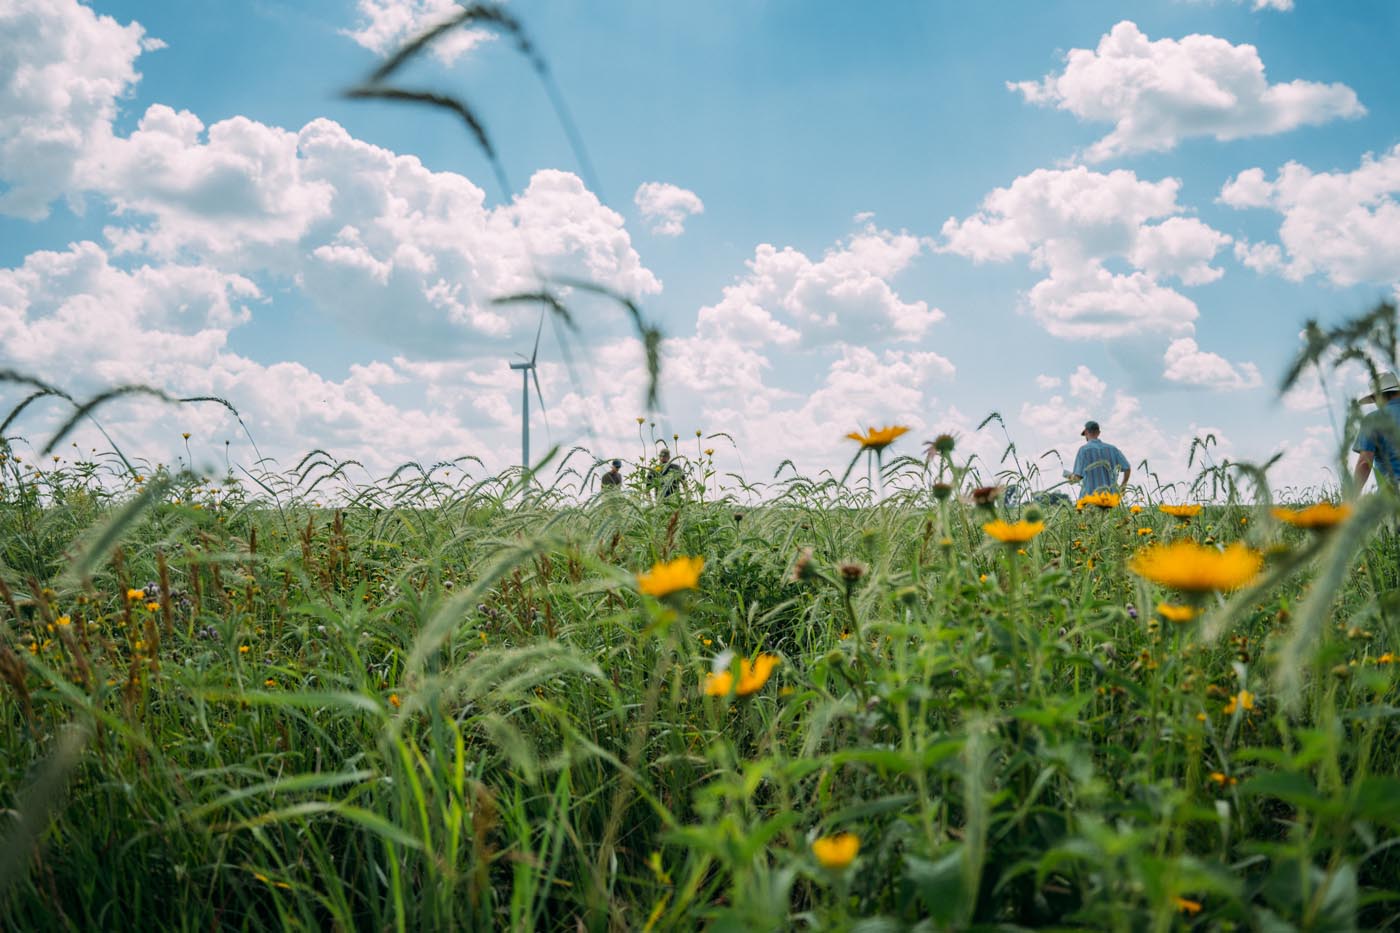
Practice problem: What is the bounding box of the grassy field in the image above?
[1,433,1398,931]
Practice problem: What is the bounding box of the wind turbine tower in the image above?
[509,312,548,470]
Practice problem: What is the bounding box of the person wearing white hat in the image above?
[1351,371,1400,492]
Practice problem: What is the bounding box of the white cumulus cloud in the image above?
[1010,20,1362,162]
[0,0,154,219]
[634,181,704,237]
[1163,338,1263,390]
[1220,146,1400,287]
[698,225,944,347]
[342,0,493,64]
[940,166,1227,339]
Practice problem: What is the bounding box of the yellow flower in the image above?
[637,556,705,597]
[1157,603,1198,623]
[704,448,715,456]
[264,678,276,688]
[704,654,780,697]
[1130,504,1143,514]
[388,693,401,709]
[845,425,910,452]
[239,645,250,655]
[1377,652,1395,664]
[182,432,191,440]
[1158,504,1202,520]
[54,615,71,627]
[1272,502,1351,530]
[1222,690,1255,715]
[125,588,145,601]
[1137,527,1153,536]
[1175,896,1202,915]
[811,832,860,869]
[1129,541,1262,593]
[982,519,1045,544]
[1208,772,1238,786]
[1076,491,1121,509]
[145,601,160,612]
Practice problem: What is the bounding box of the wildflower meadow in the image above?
[3,366,1400,930]
[5,5,1400,931]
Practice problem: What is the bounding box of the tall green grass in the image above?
[1,408,1399,929]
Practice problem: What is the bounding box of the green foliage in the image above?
[2,433,1400,930]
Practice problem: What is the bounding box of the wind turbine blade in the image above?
[531,367,551,441]
[529,309,544,365]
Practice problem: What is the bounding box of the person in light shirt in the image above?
[1068,420,1130,498]
[1352,371,1400,493]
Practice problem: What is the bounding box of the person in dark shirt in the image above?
[652,448,683,498]
[600,459,623,491]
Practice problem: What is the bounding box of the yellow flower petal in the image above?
[811,832,860,869]
[845,425,910,452]
[636,556,705,597]
[982,519,1045,544]
[1272,502,1351,530]
[1129,541,1262,593]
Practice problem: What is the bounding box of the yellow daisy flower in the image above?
[704,654,780,697]
[636,556,705,597]
[1175,896,1202,915]
[1129,541,1262,593]
[845,425,910,452]
[1076,491,1121,509]
[811,832,860,869]
[1271,502,1351,530]
[982,519,1045,544]
[1159,504,1202,520]
[1157,603,1198,623]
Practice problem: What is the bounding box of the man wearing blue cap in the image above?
[1068,420,1130,499]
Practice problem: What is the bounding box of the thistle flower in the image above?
[790,548,816,583]
[968,485,1003,509]
[845,425,909,452]
[1129,541,1262,593]
[811,832,860,869]
[704,654,780,696]
[1271,502,1351,530]
[982,519,1045,544]
[839,561,867,583]
[636,556,705,597]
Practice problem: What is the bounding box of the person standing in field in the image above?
[600,459,624,492]
[651,448,684,498]
[1351,371,1400,492]
[1069,420,1130,498]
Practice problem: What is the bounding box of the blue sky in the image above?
[3,0,1399,495]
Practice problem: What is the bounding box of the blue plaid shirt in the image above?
[1073,439,1129,497]
[1354,398,1400,481]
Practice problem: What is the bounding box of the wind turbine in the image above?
[509,311,549,470]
